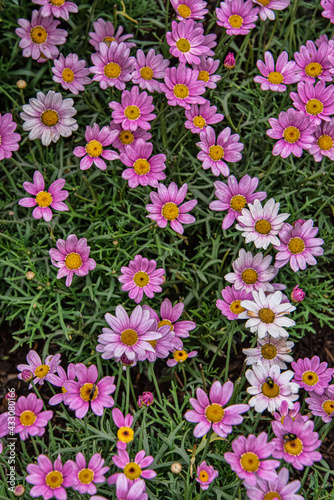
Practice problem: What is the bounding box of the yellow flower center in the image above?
[209,145,224,160]
[121,328,139,346]
[261,380,280,398]
[51,0,65,5]
[305,62,323,77]
[283,126,301,143]
[205,403,224,423]
[35,191,53,207]
[148,339,157,348]
[255,219,272,234]
[104,62,121,79]
[264,493,282,500]
[140,66,153,80]
[284,437,303,456]
[133,158,150,175]
[78,468,94,484]
[133,271,150,287]
[258,308,275,324]
[229,300,245,315]
[117,427,134,443]
[240,452,259,472]
[173,350,188,362]
[305,98,323,115]
[268,71,284,84]
[41,110,59,127]
[261,343,277,360]
[176,38,191,53]
[19,410,37,427]
[228,14,243,28]
[322,400,334,415]
[45,471,63,489]
[288,237,305,255]
[30,26,48,44]
[124,105,141,121]
[34,364,50,378]
[119,130,134,145]
[65,252,83,270]
[86,140,103,157]
[162,202,179,221]
[193,116,206,129]
[317,134,333,150]
[124,462,142,480]
[198,70,210,82]
[62,386,67,394]
[257,0,270,5]
[102,36,116,46]
[199,470,209,482]
[177,4,191,17]
[173,84,189,99]
[62,68,75,83]
[241,268,258,285]
[230,194,246,212]
[158,319,174,330]
[302,370,319,386]
[80,383,99,401]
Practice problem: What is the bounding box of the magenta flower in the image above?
[109,85,156,131]
[245,467,303,500]
[166,20,210,65]
[290,81,334,126]
[216,0,259,36]
[0,413,9,438]
[224,52,236,69]
[26,454,74,500]
[224,432,280,486]
[48,364,77,406]
[254,51,300,92]
[120,139,166,188]
[196,126,244,177]
[243,335,294,370]
[273,400,307,424]
[108,449,157,484]
[115,475,148,500]
[294,40,332,83]
[185,380,249,438]
[305,388,334,423]
[160,63,206,110]
[146,325,175,362]
[110,122,152,153]
[167,349,197,366]
[131,48,170,93]
[14,393,53,441]
[184,102,224,134]
[291,285,305,303]
[253,0,290,21]
[138,391,154,408]
[16,10,67,60]
[49,234,96,287]
[32,0,78,21]
[97,305,161,362]
[216,285,252,320]
[192,57,221,89]
[209,175,267,230]
[274,219,324,272]
[118,254,165,303]
[67,452,109,495]
[90,41,135,91]
[321,0,334,22]
[271,415,322,470]
[196,461,218,491]
[63,363,116,418]
[146,182,197,235]
[89,18,136,52]
[0,113,20,160]
[292,356,334,395]
[52,53,91,94]
[18,170,69,222]
[112,408,134,450]
[267,108,316,158]
[309,118,334,161]
[73,124,119,170]
[17,350,61,388]
[171,0,209,21]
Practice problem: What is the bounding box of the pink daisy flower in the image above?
[0,113,21,160]
[110,122,152,153]
[196,461,218,491]
[131,48,170,93]
[17,350,61,388]
[107,449,156,484]
[20,90,78,146]
[321,0,334,23]
[16,10,67,60]
[294,40,332,83]
[49,234,96,287]
[115,475,148,500]
[96,305,161,362]
[290,81,334,126]
[18,170,69,222]
[308,118,334,161]
[73,123,119,171]
[90,41,135,91]
[112,408,134,450]
[68,452,109,495]
[305,388,334,423]
[209,175,267,230]
[166,20,210,65]
[254,51,300,92]
[243,334,294,369]
[26,454,74,500]
[145,325,175,362]
[267,108,316,158]
[253,0,290,21]
[191,57,221,89]
[292,356,334,395]
[52,53,91,94]
[216,0,259,36]
[48,363,77,406]
[146,182,197,235]
[245,362,299,413]
[89,18,136,52]
[245,467,303,500]
[118,254,165,303]
[14,393,53,441]
[224,432,280,487]
[32,0,78,21]
[273,400,307,424]
[120,139,166,188]
[196,126,244,177]
[171,0,209,21]
[63,363,116,418]
[167,349,198,366]
[159,63,207,110]
[184,102,224,134]
[236,198,290,250]
[109,85,156,131]
[274,219,324,272]
[185,380,249,437]
[271,415,322,470]
[216,285,252,320]
[224,249,278,294]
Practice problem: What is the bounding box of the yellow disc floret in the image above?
[240,452,259,472]
[177,4,191,18]
[36,191,53,207]
[86,140,103,157]
[268,72,284,84]
[117,427,134,443]
[255,219,272,235]
[78,469,94,484]
[193,116,206,129]
[173,84,189,98]
[162,202,179,221]
[284,437,303,456]
[283,126,300,143]
[322,400,334,415]
[45,471,63,489]
[104,62,121,79]
[41,110,59,127]
[30,26,48,44]
[124,105,141,120]
[258,308,275,324]
[124,462,142,480]
[199,471,209,482]
[62,68,75,83]
[228,15,243,29]
[241,269,258,285]
[264,493,282,500]
[205,403,224,423]
[173,350,188,362]
[140,66,153,80]
[80,383,98,401]
[305,62,323,77]
[230,195,246,212]
[305,99,323,115]
[288,237,305,255]
[317,134,333,150]
[209,145,224,161]
[20,410,37,427]
[229,300,245,315]
[176,38,191,53]
[119,130,134,145]
[261,381,280,398]
[261,343,277,360]
[34,364,50,378]
[121,329,139,346]
[302,371,319,386]
[65,252,83,270]
[133,271,150,287]
[133,158,150,175]
[198,70,210,82]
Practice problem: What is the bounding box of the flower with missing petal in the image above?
[192,56,221,89]
[196,461,218,491]
[73,124,119,170]
[107,450,156,484]
[253,0,290,21]
[112,408,134,450]
[167,349,198,366]
[171,0,209,21]
[17,350,61,389]
[254,51,300,92]
[273,400,307,425]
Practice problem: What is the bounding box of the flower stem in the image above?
[150,363,163,406]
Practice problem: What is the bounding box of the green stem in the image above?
[150,363,163,405]
[114,363,124,405]
[138,406,147,450]
[201,429,212,461]
[126,367,130,415]
[224,325,234,382]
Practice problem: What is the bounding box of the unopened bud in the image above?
[26,271,35,280]
[21,369,33,382]
[138,391,154,408]
[16,80,27,89]
[224,52,236,70]
[291,285,305,303]
[14,485,25,497]
[292,219,305,227]
[171,462,182,474]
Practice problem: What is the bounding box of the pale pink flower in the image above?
[253,0,290,21]
[254,51,300,92]
[131,48,170,93]
[73,123,119,170]
[52,53,91,94]
[90,41,135,90]
[32,0,78,21]
[0,113,21,160]
[89,18,136,52]
[120,139,166,188]
[109,85,156,131]
[243,334,294,369]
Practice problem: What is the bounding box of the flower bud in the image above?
[292,219,305,227]
[16,80,27,89]
[291,285,305,303]
[5,391,17,401]
[14,485,25,497]
[25,271,35,280]
[171,462,182,474]
[21,369,33,382]
[138,391,154,408]
[224,52,236,70]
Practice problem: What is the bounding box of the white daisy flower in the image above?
[243,335,294,369]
